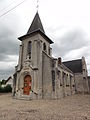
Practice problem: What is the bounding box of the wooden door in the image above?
[23,75,31,95]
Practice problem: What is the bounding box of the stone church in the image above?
[13,12,89,100]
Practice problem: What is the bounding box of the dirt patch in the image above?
[0,94,90,120]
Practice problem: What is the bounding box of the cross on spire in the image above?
[36,0,39,11]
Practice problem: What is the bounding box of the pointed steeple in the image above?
[18,12,53,44]
[27,12,45,34]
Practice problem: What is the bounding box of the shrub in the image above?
[0,84,12,93]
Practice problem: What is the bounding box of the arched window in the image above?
[43,42,46,51]
[52,70,55,91]
[27,41,31,59]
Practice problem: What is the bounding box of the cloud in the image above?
[0,26,19,61]
[51,29,89,57]
[51,28,90,75]
[0,0,90,79]
[63,47,88,60]
[0,68,14,80]
[0,2,21,79]
[0,56,18,79]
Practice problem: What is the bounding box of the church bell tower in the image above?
[14,12,53,99]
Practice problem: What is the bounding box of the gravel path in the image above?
[0,94,90,120]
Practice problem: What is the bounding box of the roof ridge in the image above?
[63,59,82,63]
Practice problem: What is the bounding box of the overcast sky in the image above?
[0,0,90,80]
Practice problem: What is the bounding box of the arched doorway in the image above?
[23,75,31,95]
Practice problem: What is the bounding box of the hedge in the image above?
[0,84,12,93]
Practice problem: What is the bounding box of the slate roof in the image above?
[27,12,45,34]
[63,59,82,73]
[61,64,73,74]
[5,76,12,84]
[18,12,53,44]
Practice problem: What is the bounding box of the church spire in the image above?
[27,12,45,34]
[18,12,53,44]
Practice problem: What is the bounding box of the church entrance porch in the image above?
[23,75,31,95]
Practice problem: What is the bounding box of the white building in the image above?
[13,12,89,100]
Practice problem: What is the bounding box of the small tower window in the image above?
[43,42,46,51]
[27,41,32,59]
